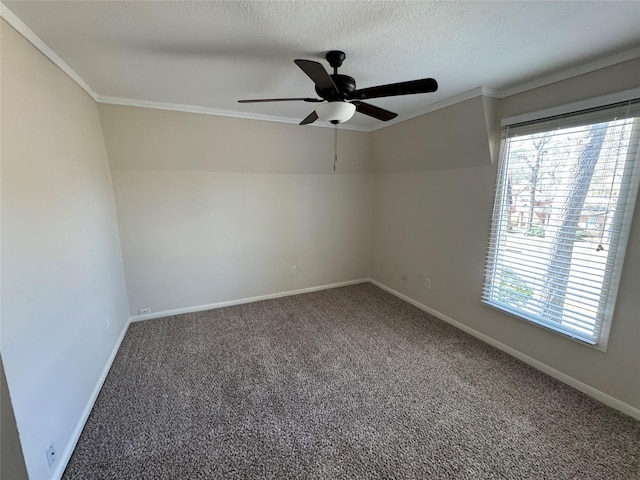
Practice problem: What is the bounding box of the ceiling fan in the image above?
[238,50,438,125]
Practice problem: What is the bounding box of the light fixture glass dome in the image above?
[315,101,356,124]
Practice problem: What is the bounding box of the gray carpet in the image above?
[63,283,639,479]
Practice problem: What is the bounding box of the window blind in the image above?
[482,100,640,347]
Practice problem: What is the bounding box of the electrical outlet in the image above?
[139,307,151,315]
[291,266,297,275]
[424,278,431,289]
[46,443,56,469]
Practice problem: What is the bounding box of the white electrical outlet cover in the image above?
[46,443,56,469]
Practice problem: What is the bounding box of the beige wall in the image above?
[100,105,371,174]
[1,21,130,479]
[370,59,640,411]
[498,59,640,119]
[99,105,372,314]
[371,96,494,173]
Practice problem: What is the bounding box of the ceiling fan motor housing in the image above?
[315,74,356,100]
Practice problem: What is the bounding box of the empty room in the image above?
[1,1,639,479]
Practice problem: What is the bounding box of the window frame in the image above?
[483,93,640,351]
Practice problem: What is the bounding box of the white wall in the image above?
[98,105,372,315]
[1,21,130,480]
[370,59,640,412]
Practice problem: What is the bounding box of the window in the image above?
[483,99,640,349]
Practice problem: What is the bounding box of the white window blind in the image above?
[483,99,640,348]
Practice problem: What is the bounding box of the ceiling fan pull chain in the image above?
[334,124,338,172]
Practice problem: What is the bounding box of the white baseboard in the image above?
[129,278,369,322]
[368,279,640,421]
[51,319,131,480]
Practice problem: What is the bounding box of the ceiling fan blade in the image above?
[351,101,398,121]
[349,78,438,100]
[299,110,319,125]
[294,59,338,93]
[238,97,323,103]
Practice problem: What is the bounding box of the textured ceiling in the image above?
[3,1,640,129]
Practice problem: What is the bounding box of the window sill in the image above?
[482,299,607,352]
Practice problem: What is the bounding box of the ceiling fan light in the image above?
[316,101,356,124]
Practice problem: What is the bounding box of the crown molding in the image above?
[0,2,98,101]
[3,1,638,133]
[95,95,369,131]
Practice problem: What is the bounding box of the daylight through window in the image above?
[483,99,640,348]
